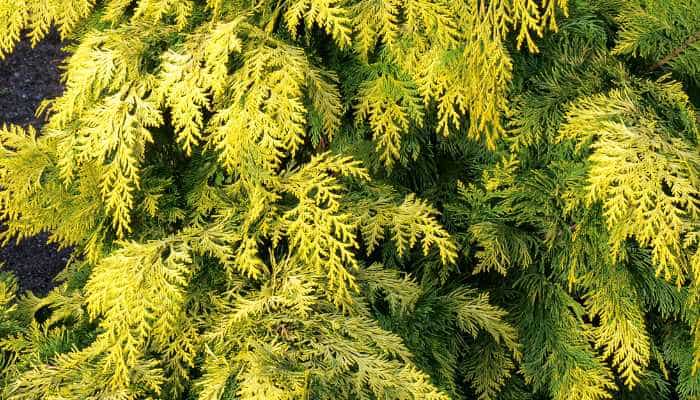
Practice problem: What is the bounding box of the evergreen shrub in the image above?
[0,0,699,399]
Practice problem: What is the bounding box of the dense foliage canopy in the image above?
[0,0,699,399]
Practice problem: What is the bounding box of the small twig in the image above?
[650,31,700,71]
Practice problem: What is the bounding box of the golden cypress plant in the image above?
[1,0,700,399]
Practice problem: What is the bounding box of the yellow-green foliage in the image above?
[1,0,700,399]
[0,0,95,57]
[614,0,700,84]
[559,84,700,286]
[0,0,516,398]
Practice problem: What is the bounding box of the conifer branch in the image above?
[650,31,700,72]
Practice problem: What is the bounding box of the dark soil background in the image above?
[0,32,69,295]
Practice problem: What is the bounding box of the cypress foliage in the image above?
[0,0,698,399]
